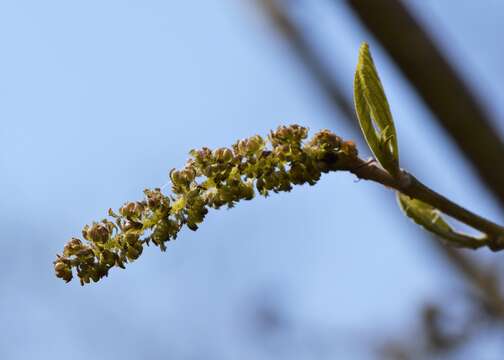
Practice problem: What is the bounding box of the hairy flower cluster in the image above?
[54,125,358,285]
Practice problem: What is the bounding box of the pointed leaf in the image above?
[354,42,400,176]
[397,193,485,249]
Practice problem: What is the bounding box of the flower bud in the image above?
[83,222,111,243]
[234,139,248,157]
[308,129,342,151]
[246,135,265,154]
[100,250,117,267]
[256,178,266,194]
[76,247,94,258]
[241,181,254,200]
[119,201,145,219]
[122,220,142,232]
[123,232,140,245]
[186,196,209,230]
[54,260,73,282]
[213,147,234,163]
[189,147,212,163]
[169,168,184,186]
[63,237,85,256]
[170,167,196,188]
[341,140,358,158]
[127,243,143,260]
[152,218,179,251]
[270,125,307,147]
[144,188,170,210]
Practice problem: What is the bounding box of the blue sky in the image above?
[1,1,503,359]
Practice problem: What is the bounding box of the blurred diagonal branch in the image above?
[257,0,356,126]
[345,0,504,209]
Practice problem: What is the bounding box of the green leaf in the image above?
[354,42,400,177]
[397,193,485,249]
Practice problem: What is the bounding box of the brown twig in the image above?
[345,0,504,209]
[343,157,504,249]
[257,0,504,336]
[257,0,356,124]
